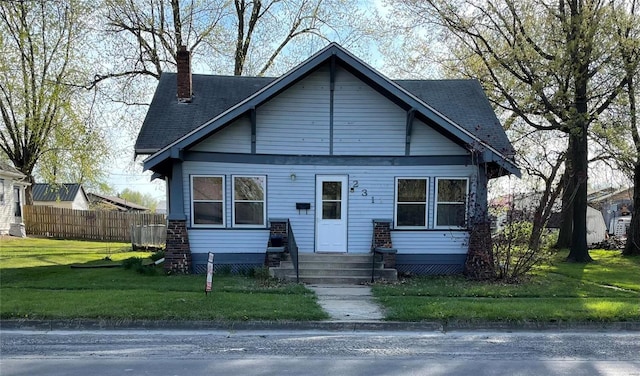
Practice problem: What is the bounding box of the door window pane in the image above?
[322,182,341,200]
[322,202,341,219]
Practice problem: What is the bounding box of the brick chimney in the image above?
[176,45,192,102]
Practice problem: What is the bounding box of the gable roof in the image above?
[32,183,86,202]
[0,161,26,179]
[138,43,518,176]
[88,192,150,211]
[135,75,275,154]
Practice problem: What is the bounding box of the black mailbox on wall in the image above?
[296,203,311,210]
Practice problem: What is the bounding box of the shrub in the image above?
[122,257,158,276]
[150,250,165,262]
[492,221,551,283]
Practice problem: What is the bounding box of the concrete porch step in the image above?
[278,275,394,285]
[271,266,397,278]
[271,252,397,284]
[295,253,375,263]
[279,260,382,269]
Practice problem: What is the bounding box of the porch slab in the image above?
[307,284,385,321]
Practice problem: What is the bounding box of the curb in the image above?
[2,319,639,332]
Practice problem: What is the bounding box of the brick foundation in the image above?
[463,220,495,280]
[372,220,396,268]
[165,219,192,274]
[265,220,289,267]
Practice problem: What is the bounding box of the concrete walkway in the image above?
[307,284,385,321]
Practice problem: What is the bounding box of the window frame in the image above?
[434,177,469,229]
[394,177,429,229]
[232,175,267,228]
[190,175,226,228]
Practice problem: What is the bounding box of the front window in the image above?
[395,178,428,228]
[233,176,266,227]
[191,175,225,227]
[435,178,468,228]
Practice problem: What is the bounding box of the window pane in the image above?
[13,187,20,217]
[193,202,223,225]
[322,202,341,219]
[235,202,264,225]
[397,204,426,226]
[322,182,341,200]
[193,177,223,200]
[234,177,264,201]
[398,179,427,202]
[438,179,467,202]
[437,204,466,227]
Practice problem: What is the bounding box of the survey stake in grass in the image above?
[205,252,214,295]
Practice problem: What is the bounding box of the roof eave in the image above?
[141,43,518,173]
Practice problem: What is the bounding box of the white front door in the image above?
[315,175,348,252]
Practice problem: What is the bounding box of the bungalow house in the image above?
[32,183,90,211]
[0,162,29,237]
[135,43,519,278]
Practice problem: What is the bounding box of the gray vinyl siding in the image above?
[256,66,330,154]
[410,119,468,156]
[333,67,406,155]
[188,67,467,158]
[182,160,474,255]
[191,117,251,153]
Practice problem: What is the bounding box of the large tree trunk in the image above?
[566,59,592,262]
[623,163,640,256]
[556,147,574,249]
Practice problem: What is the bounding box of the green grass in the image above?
[373,250,640,322]
[0,237,327,321]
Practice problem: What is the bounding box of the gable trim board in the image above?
[142,43,518,177]
[137,43,519,275]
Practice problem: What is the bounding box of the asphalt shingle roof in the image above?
[135,74,275,154]
[135,73,514,159]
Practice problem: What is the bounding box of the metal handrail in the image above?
[287,220,299,283]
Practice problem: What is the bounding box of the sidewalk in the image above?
[3,282,639,332]
[306,284,385,322]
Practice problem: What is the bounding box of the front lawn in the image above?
[0,237,327,321]
[373,250,640,322]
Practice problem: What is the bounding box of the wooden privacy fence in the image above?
[23,205,166,244]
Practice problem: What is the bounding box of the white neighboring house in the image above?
[32,183,90,210]
[0,162,29,237]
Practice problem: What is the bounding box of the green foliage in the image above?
[0,238,327,321]
[149,250,165,262]
[118,188,159,212]
[373,250,640,322]
[0,1,110,191]
[493,221,552,283]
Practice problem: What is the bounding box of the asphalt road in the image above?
[1,329,639,376]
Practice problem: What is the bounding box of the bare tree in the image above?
[387,0,636,262]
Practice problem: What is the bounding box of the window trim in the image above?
[190,175,226,228]
[434,177,469,229]
[232,175,267,228]
[394,176,429,229]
